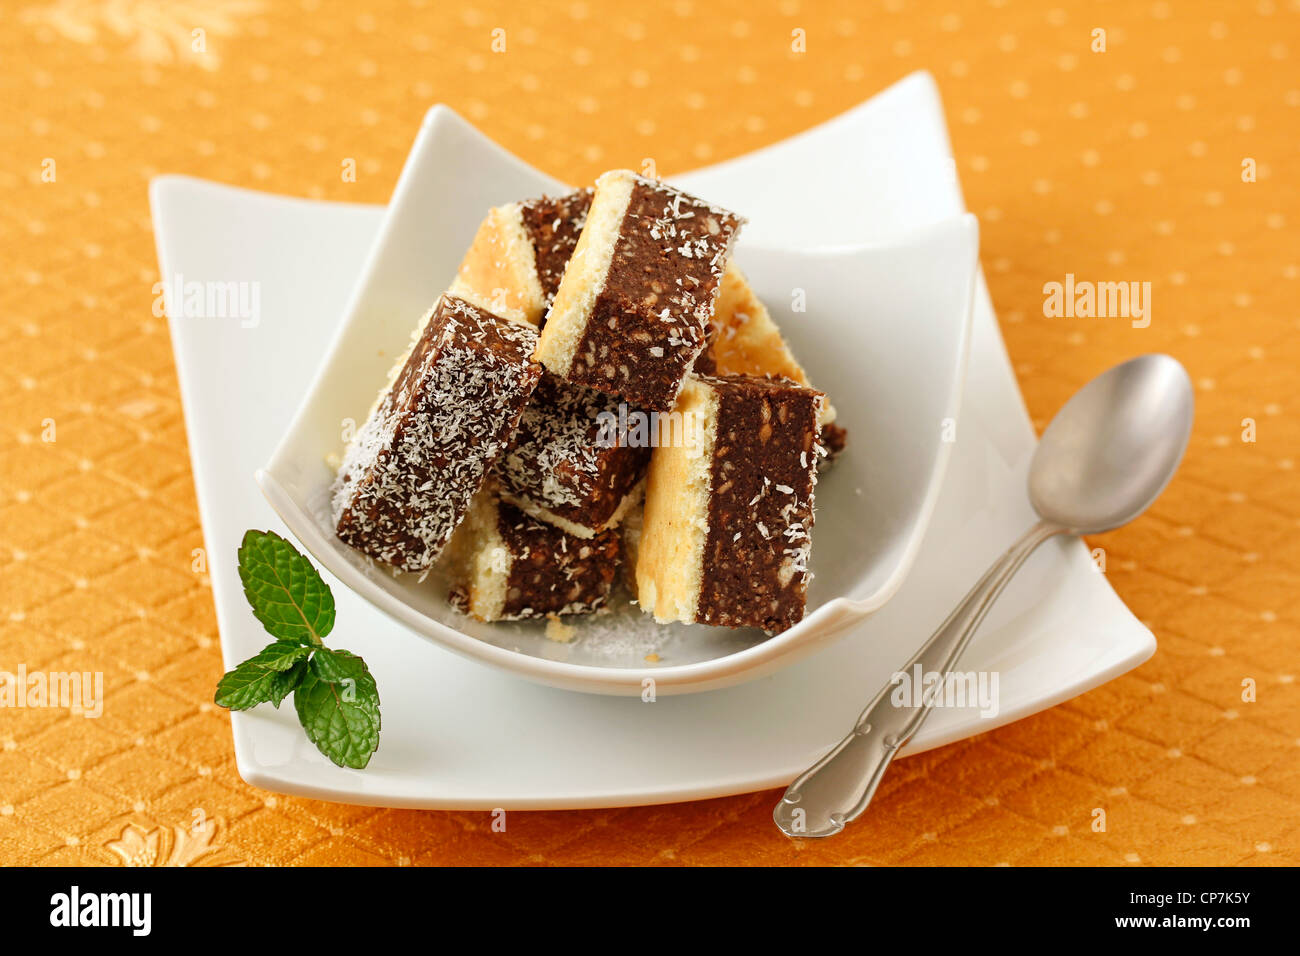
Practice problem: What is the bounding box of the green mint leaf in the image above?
[215,642,313,711]
[267,658,309,708]
[293,649,381,769]
[217,531,382,769]
[237,530,335,645]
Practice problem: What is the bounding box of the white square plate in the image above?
[152,72,1154,808]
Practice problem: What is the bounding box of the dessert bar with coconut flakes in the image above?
[332,294,543,571]
[636,373,825,632]
[535,169,744,411]
[496,373,651,538]
[449,486,621,621]
[449,189,592,327]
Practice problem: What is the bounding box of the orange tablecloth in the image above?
[2,0,1297,866]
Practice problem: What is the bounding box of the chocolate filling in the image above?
[518,189,593,302]
[497,374,650,531]
[819,421,849,464]
[496,500,621,617]
[566,180,742,411]
[691,347,717,376]
[695,375,822,632]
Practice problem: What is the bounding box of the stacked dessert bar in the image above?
[331,168,846,635]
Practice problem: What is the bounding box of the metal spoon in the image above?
[774,353,1194,838]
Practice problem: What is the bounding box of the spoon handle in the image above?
[774,520,1063,838]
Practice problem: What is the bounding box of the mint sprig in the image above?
[215,530,381,769]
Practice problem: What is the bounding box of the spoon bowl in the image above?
[1030,354,1195,534]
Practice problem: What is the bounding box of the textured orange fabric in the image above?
[1,0,1298,866]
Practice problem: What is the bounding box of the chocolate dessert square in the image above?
[535,169,744,411]
[332,294,543,571]
[449,487,621,621]
[449,189,592,327]
[636,373,825,632]
[496,373,650,538]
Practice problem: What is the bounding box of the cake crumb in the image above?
[545,615,577,643]
[644,652,660,663]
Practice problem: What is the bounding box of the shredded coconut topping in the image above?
[497,376,611,509]
[332,295,541,571]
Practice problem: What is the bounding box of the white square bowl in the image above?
[257,103,978,695]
